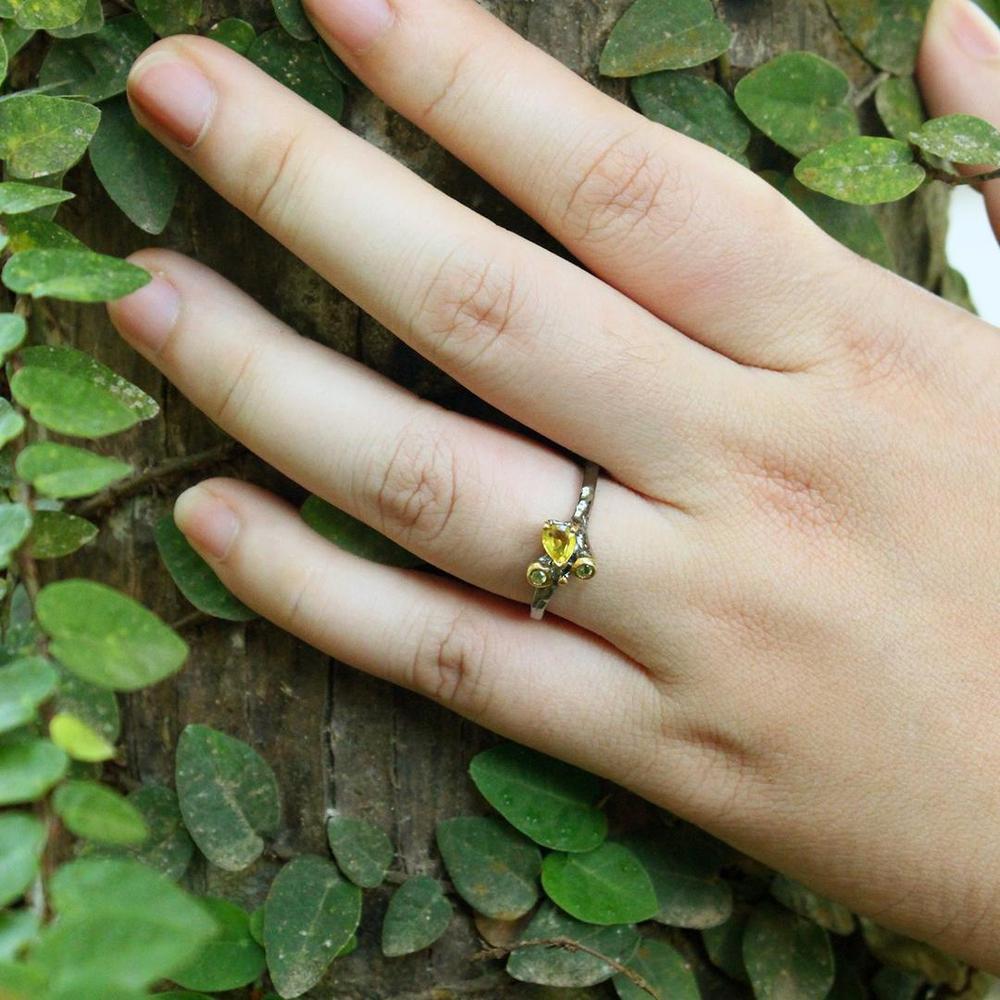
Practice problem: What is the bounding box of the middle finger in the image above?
[124,35,756,493]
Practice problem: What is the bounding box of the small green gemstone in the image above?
[528,567,549,587]
[574,561,595,579]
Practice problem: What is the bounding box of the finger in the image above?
[303,0,885,371]
[107,249,676,644]
[124,36,747,485]
[171,477,663,775]
[918,0,1000,238]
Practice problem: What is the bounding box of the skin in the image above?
[106,0,1000,969]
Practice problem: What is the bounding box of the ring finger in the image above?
[108,250,678,645]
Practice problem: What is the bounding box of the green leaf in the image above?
[155,514,257,621]
[0,181,73,214]
[600,0,732,77]
[0,736,68,803]
[795,136,926,204]
[743,901,835,1000]
[248,28,345,120]
[613,938,700,1000]
[0,314,26,361]
[301,495,421,567]
[437,815,541,919]
[621,827,733,929]
[507,901,641,987]
[90,96,182,236]
[632,71,750,159]
[14,0,86,29]
[272,0,314,40]
[11,365,148,437]
[0,503,31,568]
[172,898,265,992]
[49,712,114,761]
[39,857,218,992]
[3,249,150,303]
[0,959,46,998]
[734,52,859,157]
[771,873,854,935]
[18,347,157,423]
[542,841,658,925]
[264,855,362,997]
[0,33,6,86]
[701,910,750,981]
[37,579,189,691]
[0,812,45,907]
[38,14,154,103]
[0,910,41,961]
[87,784,194,881]
[468,742,607,852]
[0,656,57,733]
[875,76,925,143]
[860,917,967,989]
[774,173,895,268]
[48,0,104,37]
[17,442,132,499]
[381,874,451,958]
[913,113,1000,166]
[52,670,119,743]
[827,0,930,75]
[325,812,394,888]
[0,20,34,56]
[319,40,361,87]
[0,95,100,178]
[0,216,86,252]
[871,966,927,1000]
[940,265,977,313]
[207,17,256,52]
[136,0,201,36]
[27,510,98,559]
[175,723,281,871]
[53,780,149,845]
[0,399,26,449]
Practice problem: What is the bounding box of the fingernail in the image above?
[304,0,395,52]
[174,486,240,560]
[935,0,1000,60]
[128,51,216,147]
[108,272,180,354]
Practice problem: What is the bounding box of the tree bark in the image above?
[46,1,950,996]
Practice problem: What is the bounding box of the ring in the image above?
[526,461,599,620]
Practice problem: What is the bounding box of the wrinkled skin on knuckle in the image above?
[406,605,494,718]
[556,128,694,249]
[239,123,316,242]
[368,420,461,547]
[414,245,531,370]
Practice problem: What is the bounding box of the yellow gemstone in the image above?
[542,521,577,566]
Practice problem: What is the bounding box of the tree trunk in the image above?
[48,0,950,996]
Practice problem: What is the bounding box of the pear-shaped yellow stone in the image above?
[542,521,577,566]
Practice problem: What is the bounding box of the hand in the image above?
[108,0,1000,969]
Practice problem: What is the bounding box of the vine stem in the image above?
[474,937,659,998]
[74,440,241,518]
[924,165,1000,186]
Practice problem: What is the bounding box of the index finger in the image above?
[306,0,886,371]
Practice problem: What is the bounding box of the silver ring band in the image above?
[526,461,599,620]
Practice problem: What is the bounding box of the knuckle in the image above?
[369,420,461,546]
[239,122,315,237]
[412,245,528,369]
[406,605,493,717]
[557,129,690,247]
[213,343,263,428]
